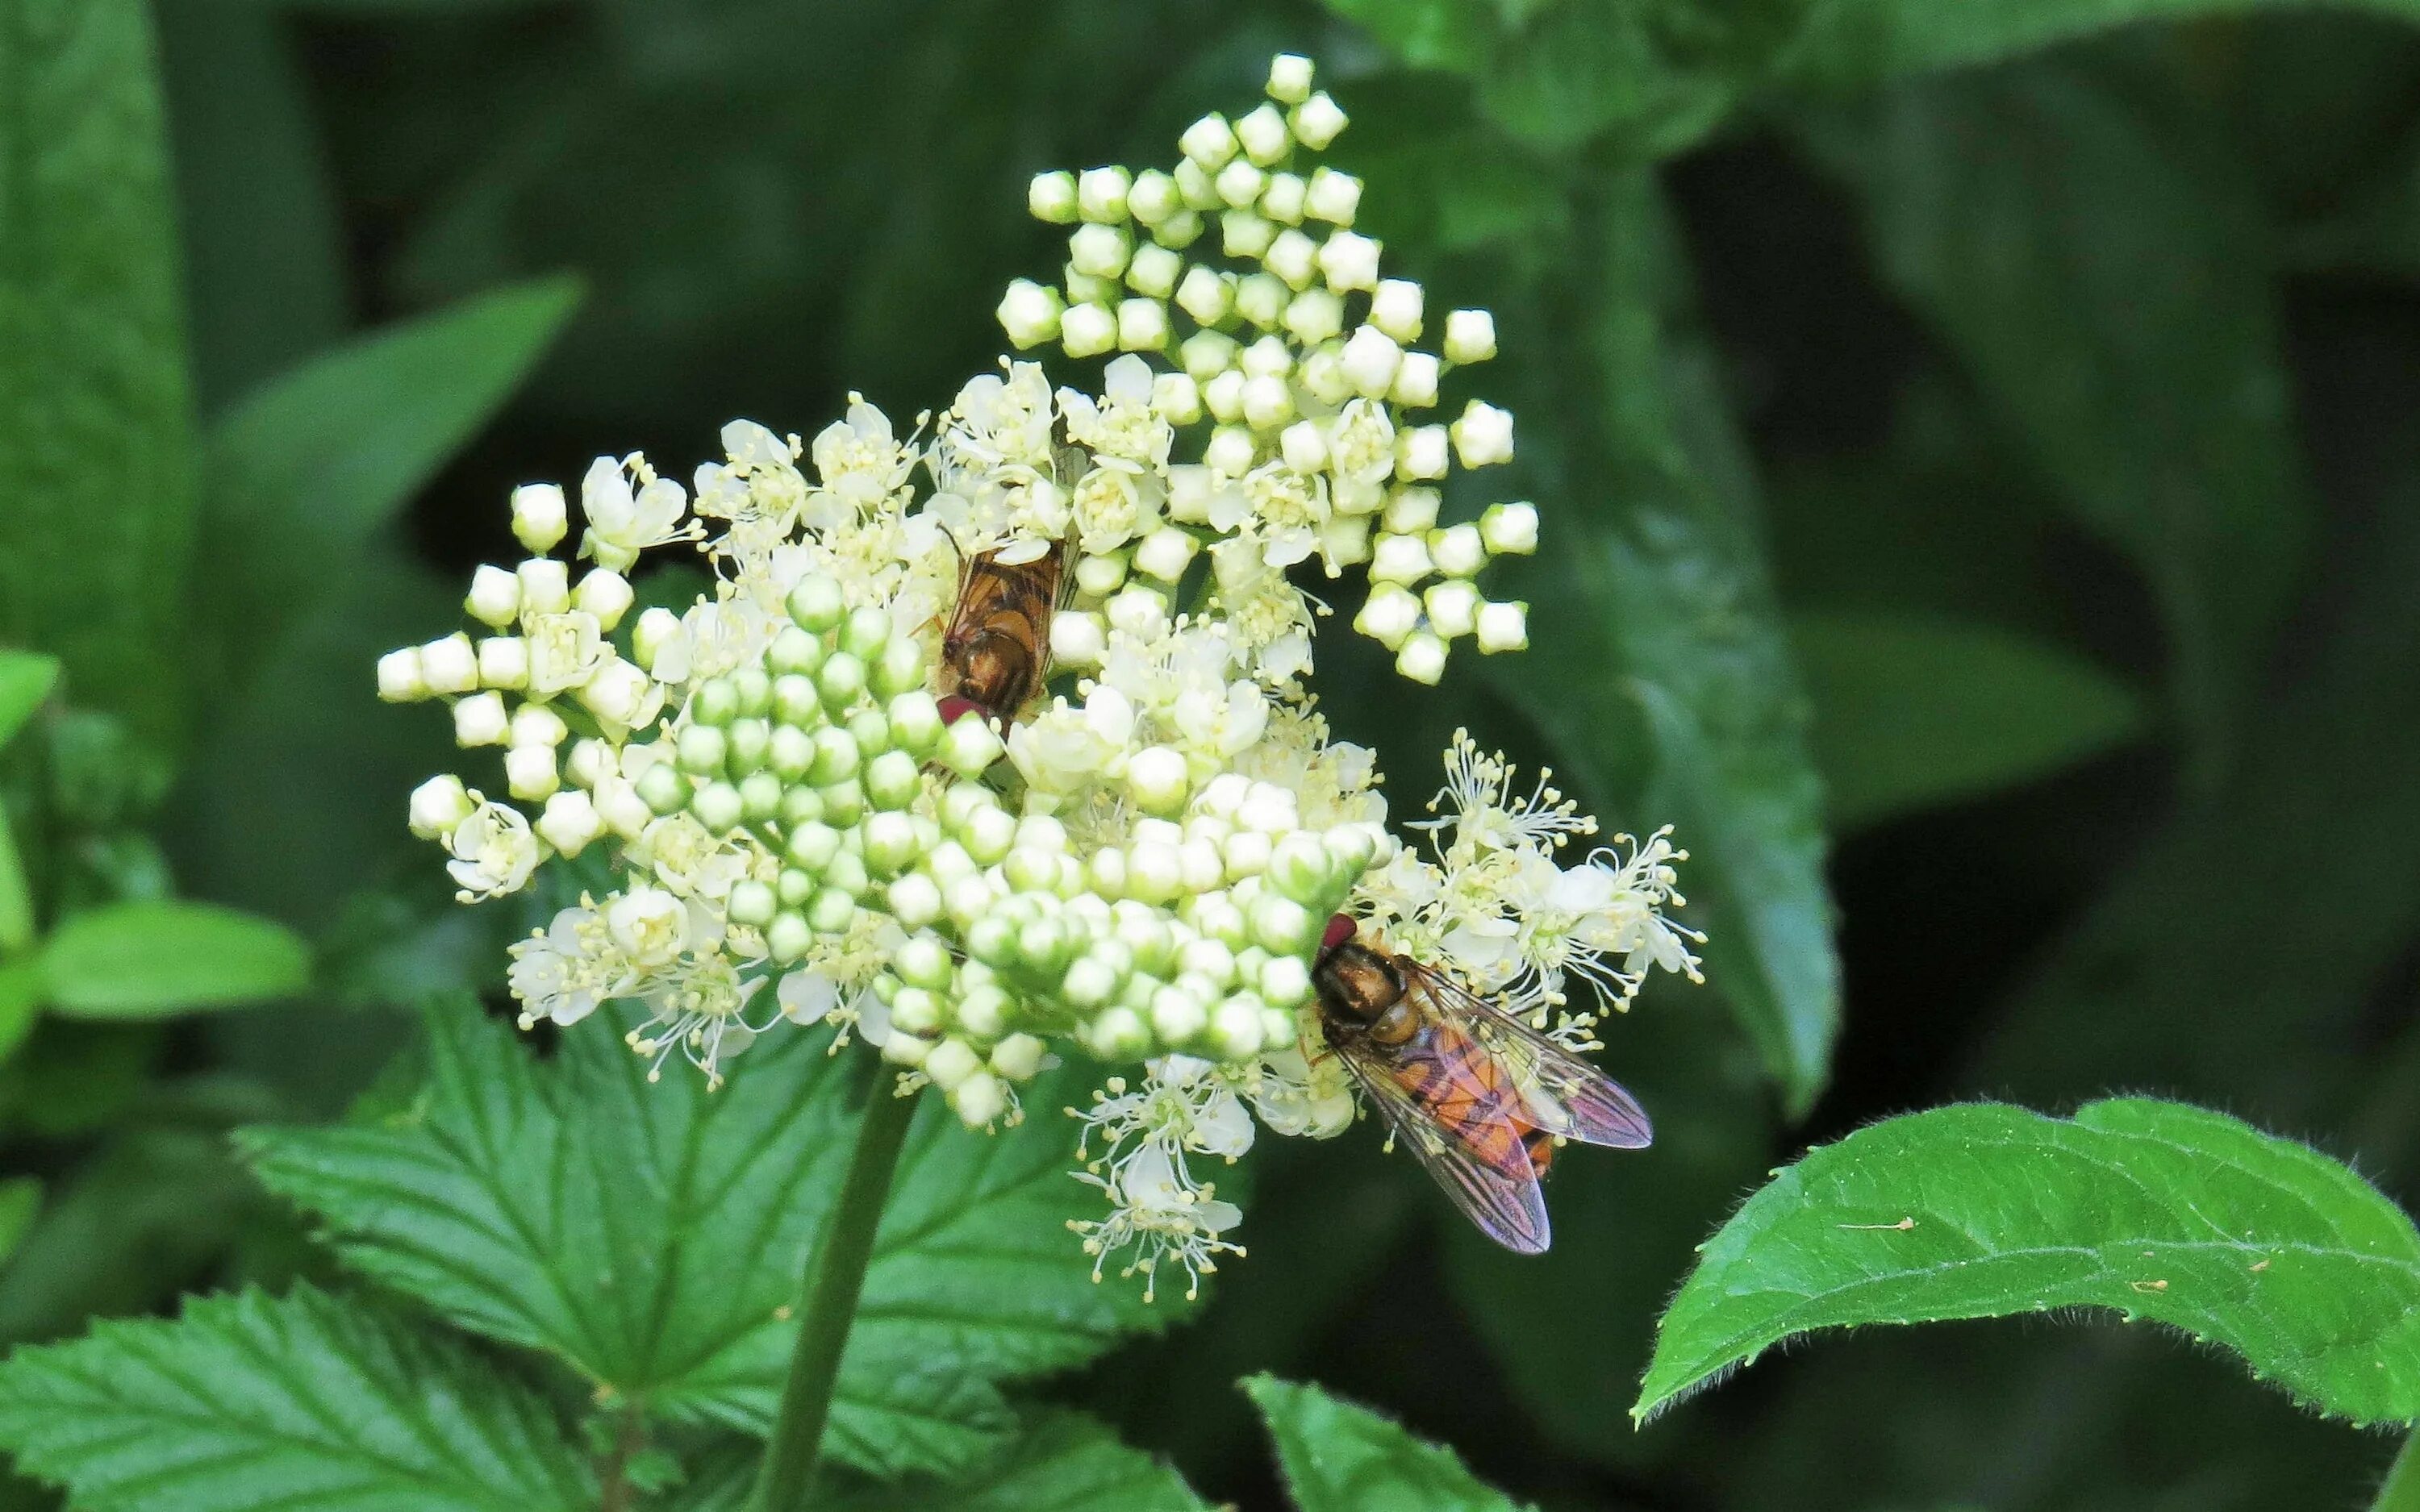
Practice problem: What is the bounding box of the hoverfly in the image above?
[936,445,1082,727]
[1312,914,1652,1253]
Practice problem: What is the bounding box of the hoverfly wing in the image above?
[1400,960,1654,1151]
[1329,1027,1552,1255]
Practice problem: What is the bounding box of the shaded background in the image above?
[8,0,2420,1507]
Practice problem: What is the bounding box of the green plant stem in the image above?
[749,1073,920,1512]
[2377,1432,2420,1512]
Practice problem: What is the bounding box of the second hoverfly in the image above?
[1312,914,1653,1253]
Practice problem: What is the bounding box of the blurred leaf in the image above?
[155,0,347,414]
[1243,1375,1529,1512]
[37,901,309,1018]
[0,1023,161,1140]
[1794,609,2148,831]
[1795,60,2308,785]
[0,654,58,752]
[838,1413,1210,1512]
[1322,0,1801,159]
[0,1078,283,1343]
[245,995,1163,1480]
[1638,1098,2420,1425]
[0,965,40,1065]
[0,0,197,746]
[1500,172,1838,1114]
[198,276,580,694]
[1780,0,2420,89]
[0,1285,595,1512]
[0,827,30,962]
[0,1183,39,1272]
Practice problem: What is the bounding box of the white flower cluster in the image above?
[993,52,1536,686]
[378,52,1704,1299]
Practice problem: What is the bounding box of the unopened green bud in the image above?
[769,625,824,676]
[807,887,857,933]
[1262,1005,1299,1049]
[728,880,778,928]
[951,1072,1008,1125]
[941,780,993,831]
[691,781,744,833]
[924,1037,981,1090]
[865,750,920,810]
[1251,894,1318,955]
[769,724,815,781]
[896,934,953,989]
[889,692,945,755]
[725,717,771,773]
[636,764,690,815]
[841,604,891,660]
[778,867,816,906]
[787,575,845,632]
[808,727,861,785]
[937,715,1003,777]
[1063,955,1119,1007]
[863,811,920,875]
[1267,831,1333,904]
[1087,848,1129,898]
[846,708,891,756]
[692,677,740,727]
[872,637,924,698]
[1085,1006,1151,1060]
[1212,993,1267,1059]
[768,910,812,963]
[780,785,825,827]
[966,915,1017,966]
[820,779,866,828]
[957,983,1010,1039]
[824,848,870,898]
[740,771,784,821]
[676,724,728,775]
[891,988,943,1036]
[731,668,772,718]
[1116,910,1177,975]
[773,673,820,725]
[1179,937,1238,989]
[1003,846,1058,894]
[816,651,867,710]
[1260,952,1316,1010]
[1018,918,1070,973]
[1150,985,1208,1045]
[888,873,943,929]
[787,822,841,872]
[963,806,1017,865]
[991,1033,1046,1081]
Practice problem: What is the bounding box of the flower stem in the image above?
[749,1072,920,1512]
[2378,1433,2420,1512]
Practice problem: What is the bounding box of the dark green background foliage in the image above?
[6,0,2420,1507]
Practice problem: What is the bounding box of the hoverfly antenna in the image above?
[1321,914,1358,952]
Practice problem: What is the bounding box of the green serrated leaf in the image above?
[37,901,310,1018]
[0,0,198,746]
[1243,1375,1530,1512]
[244,995,1163,1479]
[0,1284,595,1511]
[1499,172,1838,1114]
[1793,609,2148,831]
[1638,1098,2420,1425]
[839,1411,1210,1512]
[0,653,58,752]
[198,276,580,694]
[1795,62,2307,785]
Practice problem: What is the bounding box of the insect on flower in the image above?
[1312,914,1652,1254]
[937,537,1068,728]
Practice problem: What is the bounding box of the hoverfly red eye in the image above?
[1321,914,1358,952]
[937,694,982,726]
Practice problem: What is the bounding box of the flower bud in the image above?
[1240,373,1292,430]
[938,716,1003,778]
[807,886,857,933]
[574,569,634,629]
[1059,301,1116,358]
[1236,101,1290,165]
[1267,832,1333,905]
[477,636,529,691]
[888,690,945,755]
[1128,169,1180,225]
[1126,840,1183,905]
[1396,425,1450,481]
[377,647,428,703]
[990,1032,1046,1081]
[636,762,689,815]
[1260,952,1313,1010]
[407,775,474,839]
[740,770,782,822]
[582,660,661,731]
[1233,271,1287,330]
[888,873,943,930]
[504,742,559,802]
[998,278,1065,349]
[1077,165,1132,222]
[1317,231,1380,292]
[924,1037,982,1090]
[1291,90,1347,149]
[962,806,1017,865]
[1383,486,1442,533]
[1116,298,1170,352]
[517,557,571,616]
[1127,243,1182,300]
[1251,894,1319,955]
[453,691,509,748]
[565,738,611,789]
[676,724,728,775]
[1390,351,1441,409]
[1304,166,1361,226]
[1130,529,1199,586]
[511,483,569,552]
[1284,289,1345,348]
[1340,325,1401,398]
[1452,400,1516,468]
[466,565,522,628]
[950,1073,1008,1126]
[1317,513,1374,569]
[1369,533,1434,586]
[816,650,866,710]
[1425,579,1481,639]
[1480,501,1539,556]
[1070,222,1130,280]
[510,704,567,749]
[1028,169,1079,223]
[1175,266,1233,328]
[1150,985,1208,1047]
[1444,307,1497,364]
[691,780,745,834]
[1203,369,1245,426]
[1106,585,1170,640]
[1211,994,1267,1059]
[882,1031,931,1068]
[863,749,919,812]
[420,634,479,695]
[1476,600,1529,653]
[1128,745,1190,815]
[767,911,813,964]
[1264,227,1316,289]
[1433,522,1487,577]
[1396,630,1449,685]
[1180,112,1238,168]
[632,606,682,674]
[1267,52,1314,104]
[1261,171,1307,224]
[536,790,602,856]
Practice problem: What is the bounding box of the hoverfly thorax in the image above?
[1312,934,1418,1047]
[937,541,1065,727]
